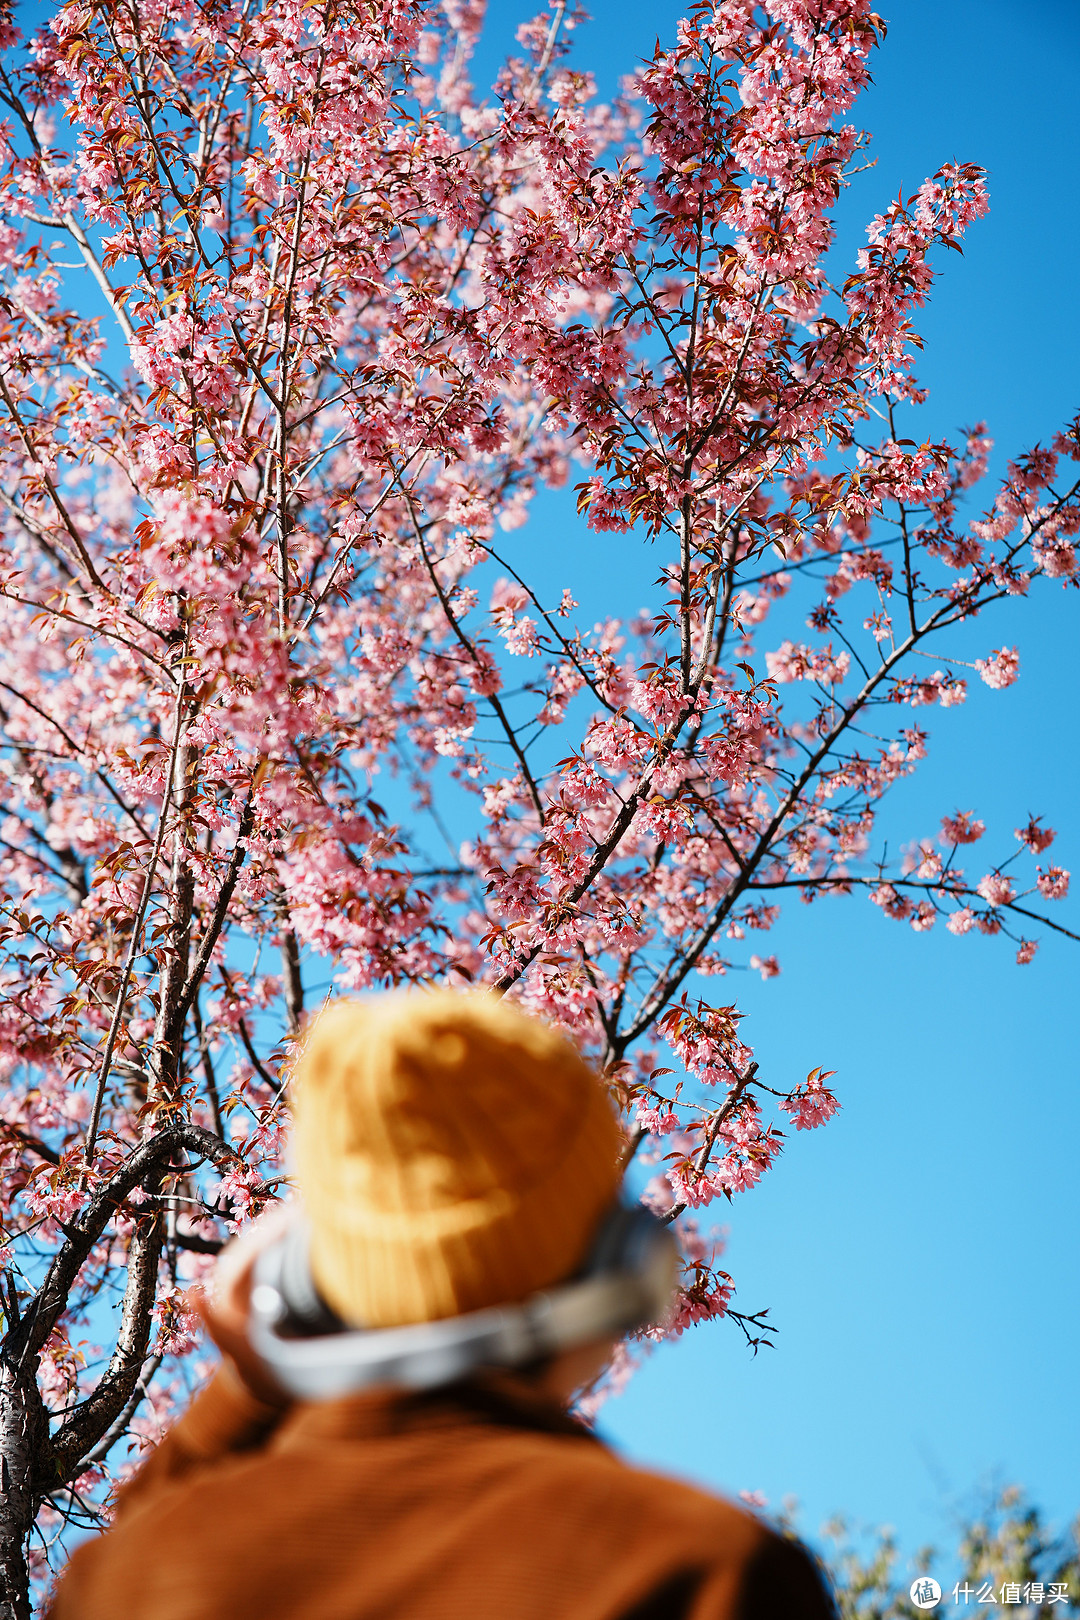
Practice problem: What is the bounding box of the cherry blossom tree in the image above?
[0,0,1076,1608]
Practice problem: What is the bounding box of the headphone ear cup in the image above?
[581,1203,645,1275]
[581,1203,679,1331]
[581,1202,669,1275]
[249,1203,680,1399]
[278,1223,345,1334]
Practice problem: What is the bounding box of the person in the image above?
[49,990,837,1619]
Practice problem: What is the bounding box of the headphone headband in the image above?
[248,1203,677,1401]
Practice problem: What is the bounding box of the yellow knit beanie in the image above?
[289,990,623,1329]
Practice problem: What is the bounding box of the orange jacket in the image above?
[49,1367,835,1620]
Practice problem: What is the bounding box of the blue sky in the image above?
[474,0,1080,1569]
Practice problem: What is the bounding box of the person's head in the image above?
[288,990,624,1376]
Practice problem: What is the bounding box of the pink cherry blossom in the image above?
[1015,817,1056,853]
[782,1068,841,1132]
[739,1490,770,1510]
[977,872,1015,907]
[0,1,1074,1592]
[974,645,1020,689]
[941,810,986,845]
[909,902,937,932]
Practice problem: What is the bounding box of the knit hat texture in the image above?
[290,990,623,1329]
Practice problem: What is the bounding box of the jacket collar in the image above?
[271,1374,603,1450]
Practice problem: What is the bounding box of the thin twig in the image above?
[84,645,190,1167]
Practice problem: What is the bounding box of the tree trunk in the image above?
[0,1357,47,1620]
[0,1125,235,1617]
[151,743,195,1109]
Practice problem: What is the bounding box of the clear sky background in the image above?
[472,0,1080,1570]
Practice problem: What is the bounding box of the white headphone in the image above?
[248,1204,678,1401]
